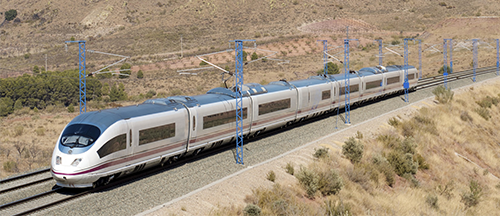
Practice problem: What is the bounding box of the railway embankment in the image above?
[144,76,500,215]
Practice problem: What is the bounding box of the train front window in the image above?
[60,124,101,148]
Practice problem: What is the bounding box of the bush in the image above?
[68,105,75,113]
[426,194,439,209]
[461,180,482,208]
[285,162,294,175]
[438,180,455,200]
[342,137,364,163]
[5,9,17,21]
[388,117,400,127]
[3,161,18,172]
[414,153,429,170]
[324,198,352,216]
[460,111,473,122]
[387,151,418,176]
[432,86,454,104]
[327,62,340,74]
[476,96,499,108]
[296,167,319,198]
[251,52,259,61]
[14,99,23,110]
[146,89,157,98]
[137,70,144,79]
[267,170,276,182]
[403,173,420,188]
[474,107,490,120]
[14,125,24,137]
[317,169,343,196]
[314,147,329,159]
[70,36,76,41]
[391,40,400,45]
[437,65,450,74]
[33,65,40,74]
[438,2,447,6]
[243,204,261,216]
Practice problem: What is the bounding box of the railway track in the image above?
[1,65,498,215]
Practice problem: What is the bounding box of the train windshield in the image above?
[60,124,101,148]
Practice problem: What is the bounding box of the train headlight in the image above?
[71,158,82,167]
[56,156,62,165]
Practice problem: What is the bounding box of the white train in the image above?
[51,65,419,188]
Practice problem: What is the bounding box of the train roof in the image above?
[68,102,185,133]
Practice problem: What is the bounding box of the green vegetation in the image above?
[266,170,276,182]
[313,147,329,159]
[137,70,144,79]
[67,105,75,113]
[296,166,343,197]
[243,204,261,216]
[461,180,483,208]
[317,62,340,75]
[5,9,17,21]
[426,194,439,209]
[437,65,450,74]
[342,137,364,164]
[119,63,132,78]
[0,69,102,116]
[32,65,40,74]
[285,162,294,175]
[251,52,259,61]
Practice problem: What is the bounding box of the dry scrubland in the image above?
[202,81,500,215]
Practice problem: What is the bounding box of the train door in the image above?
[125,119,135,156]
[187,106,198,151]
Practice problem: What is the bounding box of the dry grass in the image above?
[212,80,500,215]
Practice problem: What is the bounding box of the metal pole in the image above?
[78,42,87,114]
[344,39,351,125]
[235,41,244,165]
[318,40,328,75]
[403,38,411,102]
[443,39,448,89]
[473,39,478,82]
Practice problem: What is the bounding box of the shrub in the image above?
[461,180,482,208]
[251,52,259,61]
[296,167,319,198]
[391,40,400,45]
[439,2,447,6]
[5,9,17,21]
[474,107,490,120]
[414,153,429,170]
[432,86,454,104]
[326,62,340,74]
[437,65,450,74]
[324,198,351,216]
[146,89,157,98]
[3,161,18,172]
[68,105,75,113]
[14,99,23,110]
[355,131,363,139]
[377,134,401,149]
[267,170,276,182]
[460,111,473,122]
[403,173,420,188]
[285,162,294,175]
[243,204,261,216]
[426,194,439,209]
[242,51,248,61]
[70,36,76,41]
[137,70,144,79]
[317,169,343,196]
[119,63,132,78]
[33,65,40,74]
[387,151,418,176]
[292,0,299,5]
[342,137,364,163]
[476,96,499,108]
[14,125,24,137]
[388,117,400,127]
[438,180,455,200]
[314,147,329,159]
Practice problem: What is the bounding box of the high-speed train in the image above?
[51,65,419,188]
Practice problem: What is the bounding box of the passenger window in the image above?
[129,129,132,147]
[139,123,176,145]
[366,80,383,89]
[193,116,196,131]
[258,98,291,115]
[203,108,248,129]
[97,134,126,158]
[387,76,400,85]
[322,90,331,100]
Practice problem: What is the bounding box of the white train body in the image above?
[51,65,419,188]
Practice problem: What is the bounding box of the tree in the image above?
[102,83,110,95]
[109,84,120,102]
[137,70,144,79]
[5,9,17,21]
[0,97,14,116]
[118,83,128,100]
[327,62,340,74]
[33,65,40,74]
[14,99,23,110]
[119,63,132,78]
